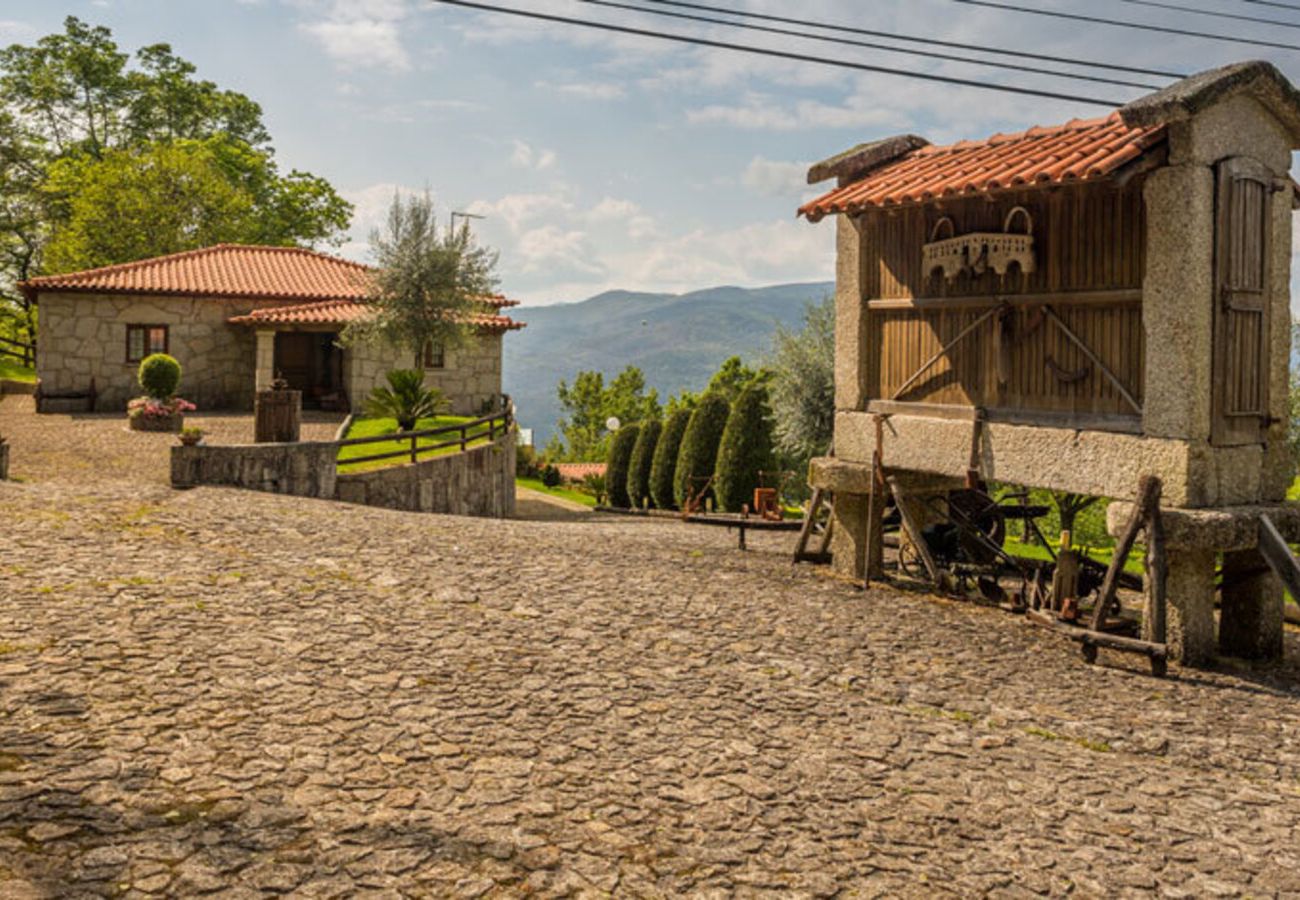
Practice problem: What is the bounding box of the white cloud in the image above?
[298,0,412,71]
[0,20,37,42]
[534,80,628,101]
[741,158,809,197]
[510,140,557,171]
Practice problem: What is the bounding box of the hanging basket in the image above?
[920,206,1036,282]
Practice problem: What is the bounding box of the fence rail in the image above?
[335,404,513,469]
[0,335,35,367]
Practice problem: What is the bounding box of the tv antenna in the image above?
[450,211,485,232]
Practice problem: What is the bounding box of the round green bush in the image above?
[714,384,775,513]
[605,423,641,509]
[626,418,661,509]
[138,353,181,398]
[673,392,730,509]
[649,409,691,511]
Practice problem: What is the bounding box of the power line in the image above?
[1242,0,1300,11]
[639,0,1185,79]
[577,0,1165,89]
[1115,0,1300,28]
[951,0,1300,51]
[428,0,1128,106]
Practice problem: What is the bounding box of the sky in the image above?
[2,0,1299,306]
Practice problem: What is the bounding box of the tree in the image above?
[605,423,641,509]
[768,295,834,469]
[650,408,691,511]
[714,384,775,513]
[342,191,497,364]
[626,417,661,509]
[674,392,730,509]
[553,365,661,462]
[365,369,449,432]
[706,355,768,403]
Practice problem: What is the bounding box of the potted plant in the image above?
[128,353,196,432]
[177,426,205,447]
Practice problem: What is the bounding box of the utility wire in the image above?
[577,0,1165,89]
[639,0,1185,79]
[951,0,1300,51]
[1242,0,1300,11]
[428,0,1128,106]
[1115,0,1300,28]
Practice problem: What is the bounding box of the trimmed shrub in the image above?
[516,444,541,478]
[714,384,775,513]
[138,353,181,398]
[649,408,691,510]
[541,463,562,487]
[605,423,641,508]
[673,392,730,509]
[626,417,661,509]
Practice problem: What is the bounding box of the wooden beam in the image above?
[1257,514,1300,601]
[1090,475,1161,632]
[1042,304,1143,416]
[891,306,1000,401]
[888,477,941,584]
[866,288,1141,312]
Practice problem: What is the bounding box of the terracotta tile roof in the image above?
[553,462,606,482]
[227,299,523,333]
[799,112,1166,221]
[18,243,521,310]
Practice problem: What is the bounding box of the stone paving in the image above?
[2,401,1300,897]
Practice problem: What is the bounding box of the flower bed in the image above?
[128,397,195,433]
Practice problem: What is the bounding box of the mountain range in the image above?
[503,282,834,446]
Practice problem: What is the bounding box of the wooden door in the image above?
[274,332,315,393]
[1212,157,1274,446]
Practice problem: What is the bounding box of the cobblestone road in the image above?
[2,402,1300,897]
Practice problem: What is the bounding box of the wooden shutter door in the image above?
[1212,157,1273,446]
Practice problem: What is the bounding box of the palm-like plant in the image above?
[365,369,448,432]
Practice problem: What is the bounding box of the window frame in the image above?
[422,339,445,370]
[125,324,169,364]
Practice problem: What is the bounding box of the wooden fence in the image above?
[335,405,513,469]
[0,335,35,368]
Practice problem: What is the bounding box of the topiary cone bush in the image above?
[626,417,661,509]
[605,423,641,508]
[714,383,776,513]
[138,353,181,399]
[673,392,730,509]
[649,408,691,511]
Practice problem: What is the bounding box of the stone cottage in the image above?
[21,243,523,414]
[798,61,1300,665]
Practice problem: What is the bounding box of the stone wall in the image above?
[345,333,504,416]
[37,292,267,411]
[171,441,338,498]
[335,428,516,518]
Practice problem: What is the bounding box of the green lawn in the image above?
[0,359,35,382]
[337,415,491,472]
[516,476,599,508]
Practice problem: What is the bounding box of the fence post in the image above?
[460,425,467,453]
[410,432,417,464]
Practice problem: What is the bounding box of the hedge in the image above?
[605,423,641,508]
[714,384,775,513]
[649,409,691,510]
[626,417,661,509]
[673,392,730,509]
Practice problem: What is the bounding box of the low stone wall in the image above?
[335,431,516,518]
[171,441,338,498]
[170,427,516,519]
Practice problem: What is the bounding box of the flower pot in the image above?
[178,434,203,447]
[130,412,183,433]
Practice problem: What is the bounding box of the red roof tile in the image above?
[227,299,523,334]
[19,243,520,310]
[799,113,1166,221]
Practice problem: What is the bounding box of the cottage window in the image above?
[126,324,168,363]
[422,340,445,369]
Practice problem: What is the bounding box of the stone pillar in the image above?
[1164,551,1218,667]
[1219,549,1285,660]
[830,492,869,579]
[833,214,866,414]
[254,329,276,392]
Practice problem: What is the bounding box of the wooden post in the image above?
[1089,475,1161,632]
[410,433,418,464]
[864,415,886,586]
[254,389,301,443]
[888,477,941,584]
[1052,529,1080,619]
[1145,505,1168,675]
[460,425,467,453]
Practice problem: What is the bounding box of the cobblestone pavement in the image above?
[2,403,1300,897]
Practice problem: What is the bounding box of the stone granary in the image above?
[21,243,523,415]
[799,62,1300,666]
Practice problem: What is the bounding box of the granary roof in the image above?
[799,113,1164,221]
[799,61,1300,222]
[18,243,521,311]
[227,298,524,334]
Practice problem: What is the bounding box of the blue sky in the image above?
[2,0,1298,306]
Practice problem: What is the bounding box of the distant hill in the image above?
[503,282,834,446]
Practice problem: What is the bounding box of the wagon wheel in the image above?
[898,541,925,579]
[947,488,1007,565]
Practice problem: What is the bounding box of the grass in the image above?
[337,414,488,473]
[0,358,35,382]
[516,476,598,508]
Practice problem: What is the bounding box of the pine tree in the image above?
[604,423,640,508]
[714,384,775,513]
[649,408,691,510]
[673,392,730,509]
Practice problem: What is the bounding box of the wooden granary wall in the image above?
[861,180,1148,430]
